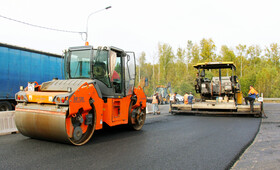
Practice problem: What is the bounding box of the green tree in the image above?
[265,43,280,68]
[137,39,280,98]
[220,45,236,62]
[186,40,193,71]
[200,38,216,62]
[255,65,279,97]
[236,44,246,77]
[158,43,175,84]
[173,47,188,94]
[135,52,146,86]
[176,47,187,81]
[191,43,200,64]
[247,45,262,67]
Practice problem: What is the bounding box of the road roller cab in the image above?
[15,45,147,145]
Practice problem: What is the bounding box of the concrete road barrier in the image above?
[0,111,17,135]
[146,103,170,114]
[146,104,154,114]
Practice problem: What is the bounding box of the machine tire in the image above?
[133,108,146,130]
[170,105,177,115]
[128,103,146,131]
[254,113,262,118]
[69,106,96,146]
[0,101,12,111]
[171,110,176,115]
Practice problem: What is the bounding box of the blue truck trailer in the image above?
[0,43,64,111]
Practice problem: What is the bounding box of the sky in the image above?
[1,0,280,63]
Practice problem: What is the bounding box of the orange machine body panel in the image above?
[68,82,104,131]
[25,91,65,104]
[16,82,146,144]
[133,86,147,109]
[19,83,146,132]
[102,95,132,127]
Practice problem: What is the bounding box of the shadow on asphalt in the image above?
[12,124,145,147]
[86,124,145,145]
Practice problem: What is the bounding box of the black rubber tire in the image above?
[254,113,262,118]
[129,106,146,131]
[133,108,146,130]
[69,105,96,146]
[0,101,12,111]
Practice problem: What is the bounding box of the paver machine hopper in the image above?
[171,62,264,116]
[15,45,147,145]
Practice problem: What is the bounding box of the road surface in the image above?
[0,105,260,170]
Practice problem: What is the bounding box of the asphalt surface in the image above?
[0,105,261,170]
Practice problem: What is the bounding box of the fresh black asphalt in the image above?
[0,106,261,170]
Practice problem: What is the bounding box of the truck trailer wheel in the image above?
[0,101,12,111]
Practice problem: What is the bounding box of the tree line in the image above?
[136,38,280,98]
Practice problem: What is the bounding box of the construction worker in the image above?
[245,85,259,112]
[184,92,189,104]
[169,92,178,113]
[152,93,160,115]
[172,92,178,104]
[188,92,194,104]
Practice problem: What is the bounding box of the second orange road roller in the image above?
[14,45,147,145]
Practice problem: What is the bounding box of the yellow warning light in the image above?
[85,41,89,46]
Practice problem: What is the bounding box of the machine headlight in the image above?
[20,86,24,91]
[67,87,72,93]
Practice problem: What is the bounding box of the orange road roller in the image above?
[15,46,147,145]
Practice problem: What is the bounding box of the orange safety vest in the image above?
[184,94,188,104]
[152,96,158,104]
[248,87,258,95]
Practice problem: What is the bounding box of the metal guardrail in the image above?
[0,111,18,135]
[263,98,280,101]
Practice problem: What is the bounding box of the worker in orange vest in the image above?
[245,85,259,112]
[184,92,189,104]
[152,93,160,115]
